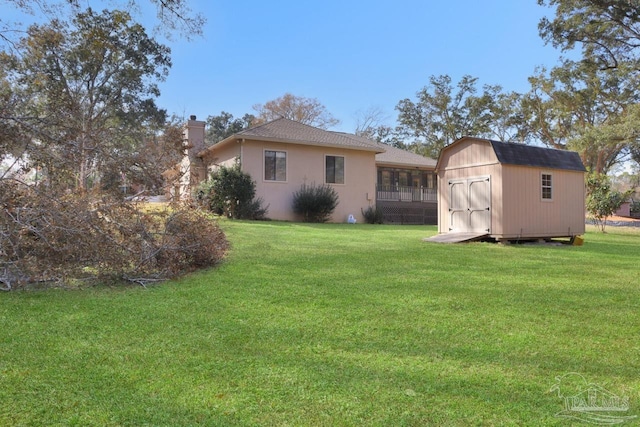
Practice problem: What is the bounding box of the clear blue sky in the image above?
[158,0,564,132]
[2,0,565,133]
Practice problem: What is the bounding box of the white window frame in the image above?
[324,154,345,185]
[264,149,287,182]
[541,172,553,201]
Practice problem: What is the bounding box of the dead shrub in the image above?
[0,180,228,290]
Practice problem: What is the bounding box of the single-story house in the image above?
[172,116,437,223]
[434,136,586,241]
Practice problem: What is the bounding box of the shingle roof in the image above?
[201,118,383,154]
[489,140,586,172]
[198,118,437,168]
[374,143,437,168]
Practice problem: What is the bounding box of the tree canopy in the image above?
[3,8,172,191]
[394,75,527,158]
[205,111,255,145]
[252,93,340,129]
[538,0,640,174]
[0,3,227,289]
[1,0,205,44]
[538,0,640,70]
[523,60,640,173]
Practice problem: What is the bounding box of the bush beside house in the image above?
[292,183,339,223]
[196,164,268,220]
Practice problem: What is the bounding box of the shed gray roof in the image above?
[489,140,586,172]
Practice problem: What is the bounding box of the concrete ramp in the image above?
[423,232,490,243]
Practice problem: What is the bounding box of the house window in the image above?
[399,172,410,187]
[542,173,553,200]
[325,155,344,184]
[265,150,286,181]
[426,173,435,189]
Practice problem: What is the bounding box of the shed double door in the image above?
[449,176,491,233]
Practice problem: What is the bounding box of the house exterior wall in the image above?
[202,139,376,222]
[240,140,376,222]
[200,139,242,178]
[615,201,631,217]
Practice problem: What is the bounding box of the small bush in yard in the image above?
[586,172,631,232]
[292,183,339,223]
[362,205,384,224]
[196,164,268,220]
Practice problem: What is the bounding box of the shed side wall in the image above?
[500,166,585,238]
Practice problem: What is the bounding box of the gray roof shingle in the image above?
[198,118,437,169]
[489,140,586,172]
[374,143,437,168]
[231,118,383,152]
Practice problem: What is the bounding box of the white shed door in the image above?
[448,176,491,233]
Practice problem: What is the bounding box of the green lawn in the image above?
[1,221,639,426]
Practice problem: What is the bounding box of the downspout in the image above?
[239,138,245,169]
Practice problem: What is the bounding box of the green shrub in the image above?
[292,183,339,223]
[361,205,384,224]
[196,164,268,220]
[586,172,630,232]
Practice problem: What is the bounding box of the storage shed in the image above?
[435,137,586,241]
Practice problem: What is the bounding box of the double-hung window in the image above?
[325,155,345,184]
[264,150,286,181]
[541,173,553,200]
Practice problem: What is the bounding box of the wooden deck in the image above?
[376,200,437,225]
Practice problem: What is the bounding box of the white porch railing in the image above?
[376,185,437,202]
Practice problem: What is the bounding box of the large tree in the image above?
[252,93,340,129]
[394,75,526,158]
[538,0,640,70]
[205,111,255,145]
[5,8,171,191]
[1,0,204,45]
[352,106,403,147]
[0,3,228,290]
[523,60,640,173]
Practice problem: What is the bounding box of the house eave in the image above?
[376,161,436,170]
[198,134,383,157]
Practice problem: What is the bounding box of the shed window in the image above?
[541,173,552,200]
[325,155,344,184]
[265,150,286,181]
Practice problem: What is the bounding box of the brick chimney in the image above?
[179,115,207,192]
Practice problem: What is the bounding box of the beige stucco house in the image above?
[173,117,437,223]
[435,137,586,241]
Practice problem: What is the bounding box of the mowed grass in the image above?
[1,221,639,426]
